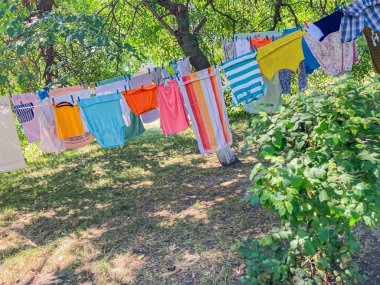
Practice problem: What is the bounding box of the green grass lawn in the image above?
[0,115,277,285]
[1,115,378,285]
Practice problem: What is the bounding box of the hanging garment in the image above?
[49,85,84,98]
[34,102,66,154]
[121,85,158,116]
[283,27,320,74]
[0,96,26,173]
[278,61,308,94]
[257,30,306,80]
[304,31,354,76]
[129,72,153,88]
[52,89,92,132]
[14,102,35,123]
[243,74,282,114]
[141,109,160,124]
[79,93,126,148]
[364,27,380,73]
[11,93,40,143]
[222,38,237,61]
[125,112,145,141]
[158,80,190,135]
[177,57,192,76]
[305,24,324,41]
[250,37,272,49]
[129,73,160,119]
[38,90,49,101]
[313,10,343,41]
[64,133,94,149]
[179,66,233,154]
[234,31,282,40]
[149,68,164,84]
[340,0,380,42]
[97,76,125,86]
[93,80,132,126]
[353,41,359,63]
[235,39,251,56]
[221,51,267,106]
[53,102,85,139]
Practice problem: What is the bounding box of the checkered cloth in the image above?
[340,0,380,42]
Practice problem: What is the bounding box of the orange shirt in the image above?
[122,85,158,115]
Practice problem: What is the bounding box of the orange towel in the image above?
[52,103,85,139]
[121,85,158,115]
[250,37,272,49]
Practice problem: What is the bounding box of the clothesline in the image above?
[1,0,379,174]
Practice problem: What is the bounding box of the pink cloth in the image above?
[353,40,359,63]
[11,93,40,142]
[158,80,189,135]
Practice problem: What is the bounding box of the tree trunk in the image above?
[37,0,56,86]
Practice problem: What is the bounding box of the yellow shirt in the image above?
[53,103,85,140]
[257,30,307,80]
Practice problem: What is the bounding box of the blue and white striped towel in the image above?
[221,51,267,106]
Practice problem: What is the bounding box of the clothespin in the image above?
[148,68,150,74]
[304,21,309,29]
[70,95,74,104]
[117,89,119,94]
[124,85,127,91]
[52,98,55,104]
[77,97,80,102]
[266,35,269,40]
[123,74,127,81]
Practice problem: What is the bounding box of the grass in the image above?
[1,114,378,285]
[0,115,277,285]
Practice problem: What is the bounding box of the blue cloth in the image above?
[38,90,49,101]
[283,27,320,74]
[279,61,308,94]
[340,0,380,42]
[79,93,126,148]
[313,10,343,41]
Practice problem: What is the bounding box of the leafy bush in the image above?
[234,75,380,284]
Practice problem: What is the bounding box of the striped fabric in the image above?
[14,102,35,123]
[221,51,266,106]
[179,66,233,154]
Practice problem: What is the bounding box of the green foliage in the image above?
[237,75,380,284]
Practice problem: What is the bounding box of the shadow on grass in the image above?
[0,117,272,284]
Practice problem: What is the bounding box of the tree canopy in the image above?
[0,0,339,95]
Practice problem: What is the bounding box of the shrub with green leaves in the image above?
[234,75,380,284]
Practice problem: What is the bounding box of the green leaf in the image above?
[261,235,273,246]
[319,190,329,202]
[317,228,329,241]
[303,240,316,255]
[285,201,293,214]
[6,25,15,37]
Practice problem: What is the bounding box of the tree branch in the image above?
[143,1,177,37]
[194,17,206,34]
